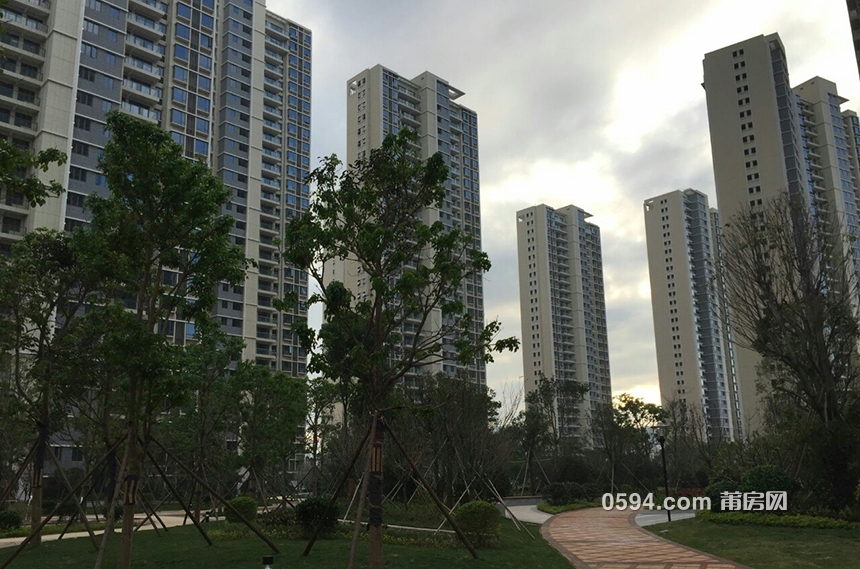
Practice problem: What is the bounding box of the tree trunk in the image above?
[29,401,50,549]
[116,429,140,569]
[194,463,204,523]
[368,415,384,568]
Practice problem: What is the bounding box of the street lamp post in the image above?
[657,434,671,522]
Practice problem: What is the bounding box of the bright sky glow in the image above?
[271,0,860,405]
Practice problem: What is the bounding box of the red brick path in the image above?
[541,508,751,569]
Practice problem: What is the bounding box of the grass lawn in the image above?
[1,519,571,569]
[648,517,860,569]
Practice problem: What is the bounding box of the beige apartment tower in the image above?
[644,189,741,441]
[516,204,611,439]
[329,65,486,384]
[703,33,860,433]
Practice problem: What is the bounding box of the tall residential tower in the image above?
[703,33,860,432]
[644,189,741,441]
[0,0,312,373]
[333,65,486,385]
[516,204,612,438]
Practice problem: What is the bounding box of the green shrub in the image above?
[543,482,568,506]
[225,496,257,523]
[741,465,792,494]
[544,481,596,505]
[0,510,22,530]
[453,500,500,546]
[582,482,603,501]
[295,494,339,538]
[258,507,296,528]
[209,521,252,541]
[698,509,858,530]
[619,483,634,495]
[854,480,860,503]
[56,500,79,522]
[102,503,124,520]
[705,480,738,513]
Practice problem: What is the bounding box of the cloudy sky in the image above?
[268,0,860,404]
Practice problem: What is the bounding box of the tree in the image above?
[510,375,587,492]
[590,394,665,491]
[0,229,98,546]
[157,317,244,522]
[83,111,247,568]
[281,129,518,566]
[0,140,66,209]
[232,362,307,503]
[720,191,860,507]
[0,136,68,545]
[304,376,338,495]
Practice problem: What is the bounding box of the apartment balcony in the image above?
[122,78,162,104]
[0,193,28,214]
[0,35,44,63]
[0,222,26,241]
[0,87,40,112]
[257,311,277,324]
[1,64,42,89]
[264,62,283,77]
[0,112,37,136]
[398,88,419,103]
[262,133,282,148]
[264,76,283,90]
[125,34,165,62]
[127,13,167,40]
[5,0,50,18]
[128,0,168,20]
[399,112,419,128]
[260,190,280,204]
[263,89,283,104]
[255,341,275,356]
[2,9,47,41]
[263,104,282,119]
[262,119,282,134]
[265,34,288,53]
[264,48,282,63]
[262,147,282,161]
[121,100,161,123]
[124,57,164,80]
[260,204,279,219]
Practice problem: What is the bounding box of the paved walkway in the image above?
[542,508,751,569]
[505,504,553,524]
[0,511,189,550]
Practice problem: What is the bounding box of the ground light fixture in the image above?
[263,555,274,568]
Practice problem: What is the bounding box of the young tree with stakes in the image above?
[281,129,518,567]
[85,111,248,569]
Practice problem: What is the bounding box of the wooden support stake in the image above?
[45,445,99,550]
[148,436,280,554]
[142,444,211,546]
[386,425,479,560]
[0,436,125,569]
[302,422,372,557]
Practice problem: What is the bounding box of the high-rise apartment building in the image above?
[644,189,741,441]
[846,1,860,80]
[0,0,312,378]
[703,33,860,432]
[333,65,486,385]
[516,204,611,438]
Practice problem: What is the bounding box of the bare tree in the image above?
[720,191,860,507]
